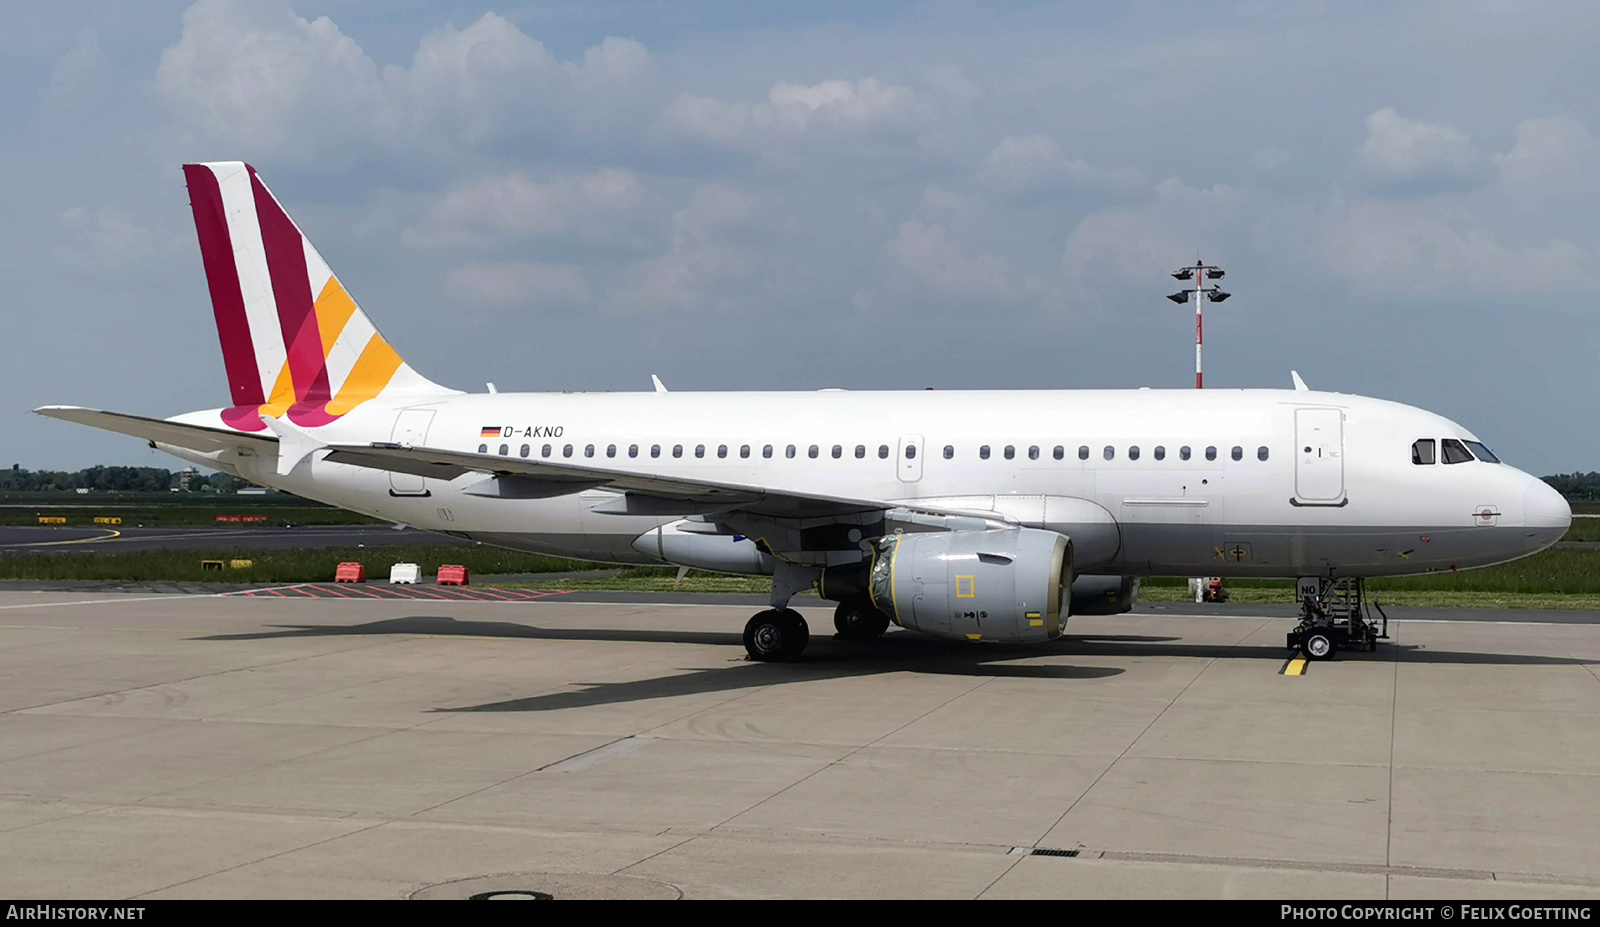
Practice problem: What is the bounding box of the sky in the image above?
[4,0,1598,475]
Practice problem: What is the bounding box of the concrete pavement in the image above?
[0,592,1597,899]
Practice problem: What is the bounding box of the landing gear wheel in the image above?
[1301,629,1338,661]
[744,608,809,662]
[833,600,890,640]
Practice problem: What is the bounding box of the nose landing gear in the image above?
[1287,577,1389,660]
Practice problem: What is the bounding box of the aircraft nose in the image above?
[1523,477,1572,533]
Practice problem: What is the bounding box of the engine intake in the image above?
[862,527,1072,643]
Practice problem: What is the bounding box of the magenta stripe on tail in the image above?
[248,166,332,407]
[183,165,263,407]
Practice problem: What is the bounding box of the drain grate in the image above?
[1031,848,1080,858]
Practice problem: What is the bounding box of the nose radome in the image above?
[1523,477,1572,531]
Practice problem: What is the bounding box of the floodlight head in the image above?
[1208,288,1231,302]
[1207,268,1225,280]
[1166,291,1190,304]
[1171,268,1194,281]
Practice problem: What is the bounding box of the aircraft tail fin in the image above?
[182,161,456,431]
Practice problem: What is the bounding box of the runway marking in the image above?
[1282,657,1307,676]
[0,529,122,549]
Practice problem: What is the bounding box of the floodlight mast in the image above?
[1167,260,1229,388]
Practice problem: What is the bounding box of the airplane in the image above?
[35,162,1572,663]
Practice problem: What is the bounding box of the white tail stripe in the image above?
[208,162,286,400]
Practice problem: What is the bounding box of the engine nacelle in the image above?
[865,527,1072,643]
[1069,574,1140,615]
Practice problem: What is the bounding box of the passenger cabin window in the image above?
[808,445,819,459]
[562,444,573,457]
[1154,446,1165,460]
[905,445,917,459]
[980,445,991,460]
[762,444,772,458]
[1128,446,1140,461]
[1441,438,1474,464]
[878,445,890,459]
[1231,446,1243,461]
[1028,446,1040,460]
[1464,441,1500,463]
[543,444,552,458]
[628,444,638,458]
[606,444,616,458]
[1103,446,1114,460]
[477,444,487,454]
[1258,446,1269,461]
[1004,445,1015,460]
[520,444,530,458]
[585,444,595,458]
[1180,446,1191,461]
[832,445,842,459]
[786,445,796,459]
[740,445,750,458]
[1053,446,1064,460]
[694,444,704,458]
[856,445,866,459]
[1078,446,1089,460]
[943,445,954,459]
[672,444,683,458]
[1412,439,1435,465]
[1205,446,1217,461]
[651,444,661,458]
[499,444,509,456]
[717,444,728,458]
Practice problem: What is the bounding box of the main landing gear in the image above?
[743,609,810,662]
[832,599,891,640]
[743,562,817,663]
[1287,577,1390,660]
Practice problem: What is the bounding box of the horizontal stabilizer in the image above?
[33,406,278,455]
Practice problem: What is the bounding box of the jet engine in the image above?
[1068,574,1141,615]
[854,527,1073,643]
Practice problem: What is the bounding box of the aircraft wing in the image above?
[32,406,279,455]
[323,442,902,519]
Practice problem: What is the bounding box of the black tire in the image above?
[1301,629,1338,661]
[744,609,809,662]
[833,600,890,640]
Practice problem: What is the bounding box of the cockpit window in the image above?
[1463,441,1500,463]
[1411,439,1436,465]
[1441,438,1474,464]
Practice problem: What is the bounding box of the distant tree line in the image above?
[1542,472,1600,502]
[2,464,253,493]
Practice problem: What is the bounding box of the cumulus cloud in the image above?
[1357,107,1478,182]
[43,30,102,98]
[1493,116,1598,199]
[154,0,661,161]
[1319,200,1594,298]
[600,184,785,315]
[978,134,1141,196]
[660,76,931,155]
[447,261,592,308]
[405,170,653,249]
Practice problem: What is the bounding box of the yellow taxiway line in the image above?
[0,529,121,549]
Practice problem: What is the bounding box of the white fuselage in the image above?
[168,387,1570,579]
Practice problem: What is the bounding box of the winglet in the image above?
[1291,371,1309,392]
[651,374,668,393]
[259,415,327,476]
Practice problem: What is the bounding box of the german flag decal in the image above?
[480,426,502,438]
